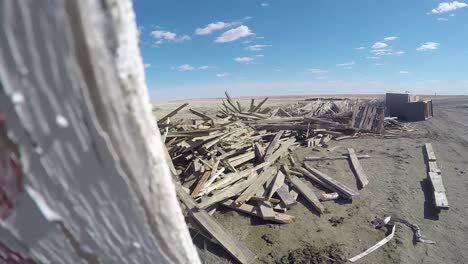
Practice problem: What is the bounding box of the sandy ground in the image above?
[154,95,468,264]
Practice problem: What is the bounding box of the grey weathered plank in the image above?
[197,177,256,209]
[267,171,286,199]
[263,131,284,161]
[176,186,256,263]
[289,176,325,214]
[305,155,370,161]
[235,168,276,205]
[158,102,189,124]
[276,184,297,207]
[258,201,276,220]
[303,163,359,199]
[347,148,369,188]
[424,143,437,161]
[221,200,295,224]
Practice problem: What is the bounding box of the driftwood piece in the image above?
[347,148,369,188]
[305,155,370,161]
[303,164,359,199]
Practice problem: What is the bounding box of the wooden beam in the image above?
[196,176,256,209]
[305,155,370,161]
[176,185,257,264]
[191,170,212,198]
[263,131,284,161]
[424,143,437,161]
[276,184,297,207]
[221,199,295,224]
[289,175,325,214]
[235,168,276,205]
[251,97,269,113]
[158,102,189,124]
[303,163,359,199]
[424,143,449,210]
[189,109,213,121]
[347,148,369,188]
[225,91,242,113]
[258,201,276,220]
[267,171,285,199]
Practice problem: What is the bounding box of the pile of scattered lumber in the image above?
[154,92,419,263]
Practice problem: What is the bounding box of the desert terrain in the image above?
[154,95,468,264]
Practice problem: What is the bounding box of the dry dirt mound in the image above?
[276,243,347,264]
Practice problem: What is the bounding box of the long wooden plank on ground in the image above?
[267,171,285,199]
[424,143,437,161]
[303,163,359,199]
[305,155,370,161]
[158,102,188,124]
[298,167,334,192]
[221,199,295,224]
[289,175,325,214]
[424,143,449,210]
[191,170,211,198]
[347,148,369,188]
[175,185,256,264]
[235,168,276,205]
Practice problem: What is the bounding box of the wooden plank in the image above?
[228,151,256,167]
[347,148,369,188]
[225,91,242,113]
[276,184,297,207]
[236,101,244,112]
[251,97,269,112]
[176,185,256,263]
[267,171,286,199]
[335,135,359,141]
[263,131,284,161]
[289,176,325,214]
[305,154,370,161]
[358,105,370,129]
[268,138,296,163]
[248,99,256,112]
[289,188,299,201]
[235,168,276,205]
[253,142,265,162]
[221,199,295,224]
[158,102,188,123]
[258,201,276,220]
[303,163,359,199]
[424,143,437,161]
[197,176,256,209]
[189,108,213,121]
[191,170,211,198]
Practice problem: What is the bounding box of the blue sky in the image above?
[133,0,468,102]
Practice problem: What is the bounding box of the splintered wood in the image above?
[153,92,419,263]
[424,143,449,210]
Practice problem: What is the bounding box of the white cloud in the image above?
[355,47,365,50]
[195,22,231,35]
[430,1,467,14]
[337,61,355,67]
[393,51,405,55]
[245,44,271,51]
[234,57,254,63]
[307,68,328,74]
[417,42,440,51]
[437,17,449,21]
[175,65,215,71]
[151,30,191,44]
[384,36,398,41]
[216,25,254,43]
[144,64,151,69]
[399,71,410,74]
[371,42,388,49]
[450,14,456,16]
[177,64,195,71]
[216,73,229,78]
[366,56,380,60]
[254,54,264,57]
[261,3,270,7]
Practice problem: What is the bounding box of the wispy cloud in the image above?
[144,64,151,69]
[307,68,329,74]
[216,25,254,43]
[151,30,191,44]
[195,22,232,35]
[384,36,398,41]
[216,73,229,78]
[260,3,270,7]
[175,64,214,71]
[253,54,265,57]
[245,44,271,51]
[417,42,440,51]
[355,47,366,50]
[399,70,410,74]
[337,61,355,67]
[437,17,449,21]
[234,57,254,63]
[430,1,467,14]
[371,42,388,49]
